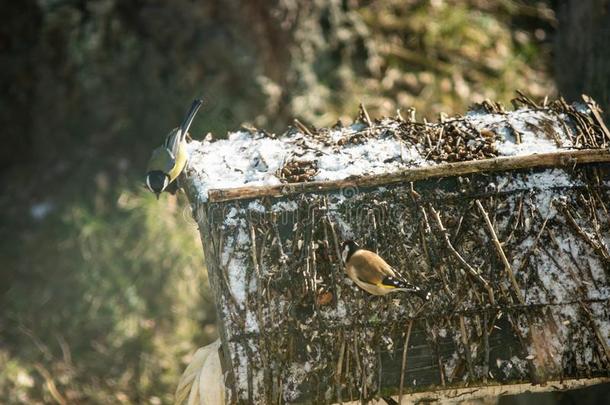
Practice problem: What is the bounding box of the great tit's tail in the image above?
[180,98,204,140]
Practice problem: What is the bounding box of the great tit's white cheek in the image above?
[341,246,349,263]
[145,176,152,192]
[162,177,169,191]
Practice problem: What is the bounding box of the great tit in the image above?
[145,98,203,198]
[341,240,430,300]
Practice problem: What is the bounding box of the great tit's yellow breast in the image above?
[168,141,188,182]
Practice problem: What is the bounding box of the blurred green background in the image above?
[0,1,608,404]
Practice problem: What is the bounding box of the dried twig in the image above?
[459,316,475,381]
[579,301,610,365]
[35,364,68,405]
[476,200,525,305]
[398,319,414,403]
[429,205,495,305]
[293,118,314,136]
[560,204,610,265]
[336,334,346,405]
[358,103,373,127]
[482,311,490,383]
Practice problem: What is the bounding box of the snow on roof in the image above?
[185,104,601,203]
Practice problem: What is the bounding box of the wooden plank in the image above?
[344,378,610,404]
[207,149,610,202]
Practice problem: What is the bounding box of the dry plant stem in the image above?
[419,207,454,297]
[293,118,314,137]
[419,205,432,234]
[249,223,260,277]
[325,216,342,299]
[505,312,540,384]
[483,311,490,383]
[429,205,495,305]
[308,208,317,296]
[207,149,610,202]
[249,223,274,402]
[556,113,574,143]
[579,301,610,365]
[549,124,564,147]
[517,214,550,276]
[271,218,287,261]
[398,319,414,404]
[346,344,353,401]
[432,327,447,387]
[352,334,364,401]
[359,103,373,127]
[221,256,243,314]
[396,109,405,121]
[35,364,68,405]
[505,193,524,243]
[377,344,383,401]
[508,122,522,144]
[451,211,466,243]
[582,95,610,144]
[560,204,610,265]
[476,199,525,305]
[516,90,539,108]
[336,336,346,405]
[459,316,476,381]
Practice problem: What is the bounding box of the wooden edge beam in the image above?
[206,149,610,203]
[342,378,610,405]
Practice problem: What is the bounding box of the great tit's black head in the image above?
[341,240,360,263]
[146,170,170,198]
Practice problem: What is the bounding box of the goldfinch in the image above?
[341,240,430,300]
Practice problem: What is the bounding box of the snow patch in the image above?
[187,107,588,202]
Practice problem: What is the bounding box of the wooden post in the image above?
[183,97,610,404]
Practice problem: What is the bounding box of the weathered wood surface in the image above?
[352,378,610,404]
[189,165,610,404]
[184,98,610,404]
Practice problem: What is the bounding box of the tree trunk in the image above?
[555,1,610,118]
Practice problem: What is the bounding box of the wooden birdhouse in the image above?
[182,94,610,404]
